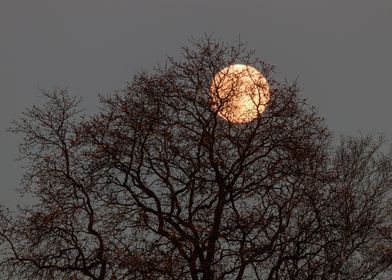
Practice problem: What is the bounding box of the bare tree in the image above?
[1,37,392,280]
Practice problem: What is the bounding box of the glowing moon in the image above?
[210,64,270,124]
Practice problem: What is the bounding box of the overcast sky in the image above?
[1,0,391,208]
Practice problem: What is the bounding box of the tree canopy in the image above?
[1,37,392,280]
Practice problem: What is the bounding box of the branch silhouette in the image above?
[1,37,392,280]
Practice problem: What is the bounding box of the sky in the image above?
[1,0,391,208]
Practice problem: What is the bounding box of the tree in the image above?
[1,37,392,280]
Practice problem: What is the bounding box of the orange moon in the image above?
[210,64,270,124]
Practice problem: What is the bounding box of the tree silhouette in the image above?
[1,37,392,280]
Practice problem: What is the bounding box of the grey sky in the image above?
[1,0,391,208]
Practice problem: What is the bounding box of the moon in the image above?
[210,64,270,124]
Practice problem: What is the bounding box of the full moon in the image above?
[210,64,270,124]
